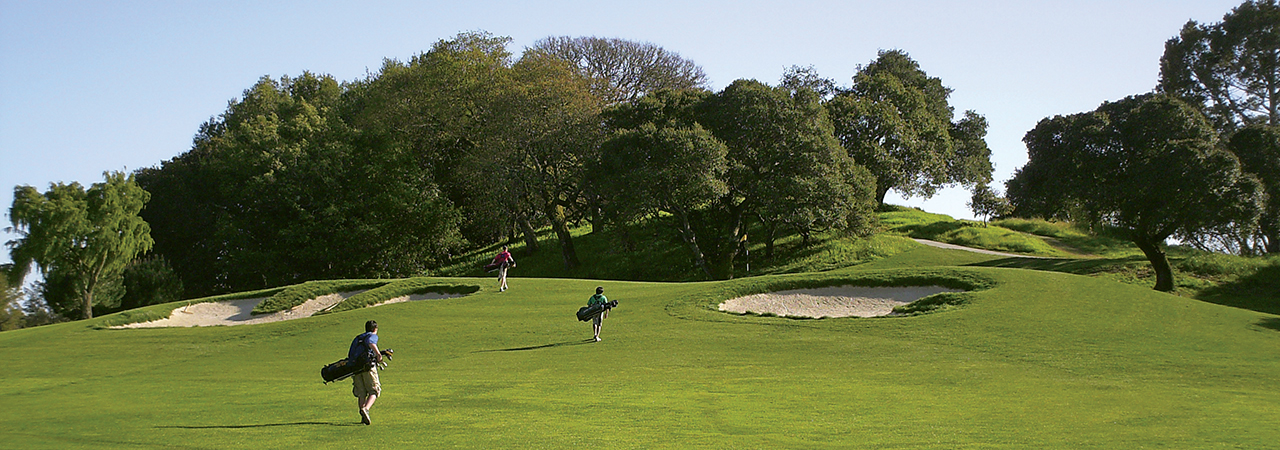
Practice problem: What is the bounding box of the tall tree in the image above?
[828,50,993,205]
[477,49,606,268]
[595,122,729,278]
[7,172,154,319]
[530,36,709,104]
[968,184,1011,226]
[1227,125,1280,253]
[350,31,514,245]
[695,80,874,278]
[1008,94,1262,291]
[1159,0,1280,132]
[140,71,465,295]
[1159,1,1280,255]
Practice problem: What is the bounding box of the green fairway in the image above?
[2,245,1279,448]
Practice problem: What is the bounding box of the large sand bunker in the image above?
[719,285,962,318]
[113,291,463,328]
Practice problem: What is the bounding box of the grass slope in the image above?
[2,245,1278,448]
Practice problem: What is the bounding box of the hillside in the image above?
[441,207,1280,315]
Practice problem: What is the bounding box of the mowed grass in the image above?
[2,245,1279,448]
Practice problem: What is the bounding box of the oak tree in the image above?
[828,50,992,205]
[1008,94,1262,291]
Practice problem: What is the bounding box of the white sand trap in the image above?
[113,291,463,328]
[719,285,962,318]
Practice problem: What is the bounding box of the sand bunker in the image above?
[113,291,462,328]
[719,285,962,318]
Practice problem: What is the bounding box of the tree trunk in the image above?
[710,252,736,280]
[545,202,580,269]
[674,210,714,280]
[875,184,890,206]
[762,219,777,258]
[708,203,748,280]
[1261,218,1279,254]
[1134,236,1175,292]
[518,216,540,253]
[614,223,636,252]
[83,266,100,319]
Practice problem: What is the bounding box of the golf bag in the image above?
[576,300,618,321]
[321,349,394,384]
[484,260,514,273]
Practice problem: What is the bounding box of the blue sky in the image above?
[0,0,1245,270]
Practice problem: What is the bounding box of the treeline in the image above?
[11,0,1280,325]
[123,32,991,299]
[7,27,1003,320]
[4,31,999,321]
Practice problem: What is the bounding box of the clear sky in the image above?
[0,0,1245,269]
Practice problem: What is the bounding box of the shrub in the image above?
[120,256,184,310]
[1176,252,1270,278]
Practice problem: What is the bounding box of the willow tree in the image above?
[7,172,153,319]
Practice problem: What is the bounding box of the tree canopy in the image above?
[827,50,993,205]
[138,71,466,296]
[1159,0,1280,132]
[1226,125,1280,253]
[1157,0,1280,255]
[599,82,876,279]
[530,36,709,104]
[1007,94,1262,291]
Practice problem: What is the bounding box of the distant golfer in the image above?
[350,320,384,425]
[492,246,515,292]
[587,286,608,342]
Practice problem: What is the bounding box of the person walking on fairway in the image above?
[492,246,515,292]
[350,320,384,425]
[588,286,608,342]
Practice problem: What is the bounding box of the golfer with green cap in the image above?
[587,286,608,341]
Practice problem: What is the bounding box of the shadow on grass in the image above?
[1258,318,1280,332]
[1197,264,1280,316]
[475,339,597,353]
[894,220,974,237]
[975,254,1280,316]
[158,422,359,429]
[968,255,1145,274]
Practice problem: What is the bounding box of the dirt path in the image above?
[912,238,1050,259]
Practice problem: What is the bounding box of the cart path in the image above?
[912,238,1051,259]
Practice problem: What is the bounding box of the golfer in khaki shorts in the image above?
[349,320,383,425]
